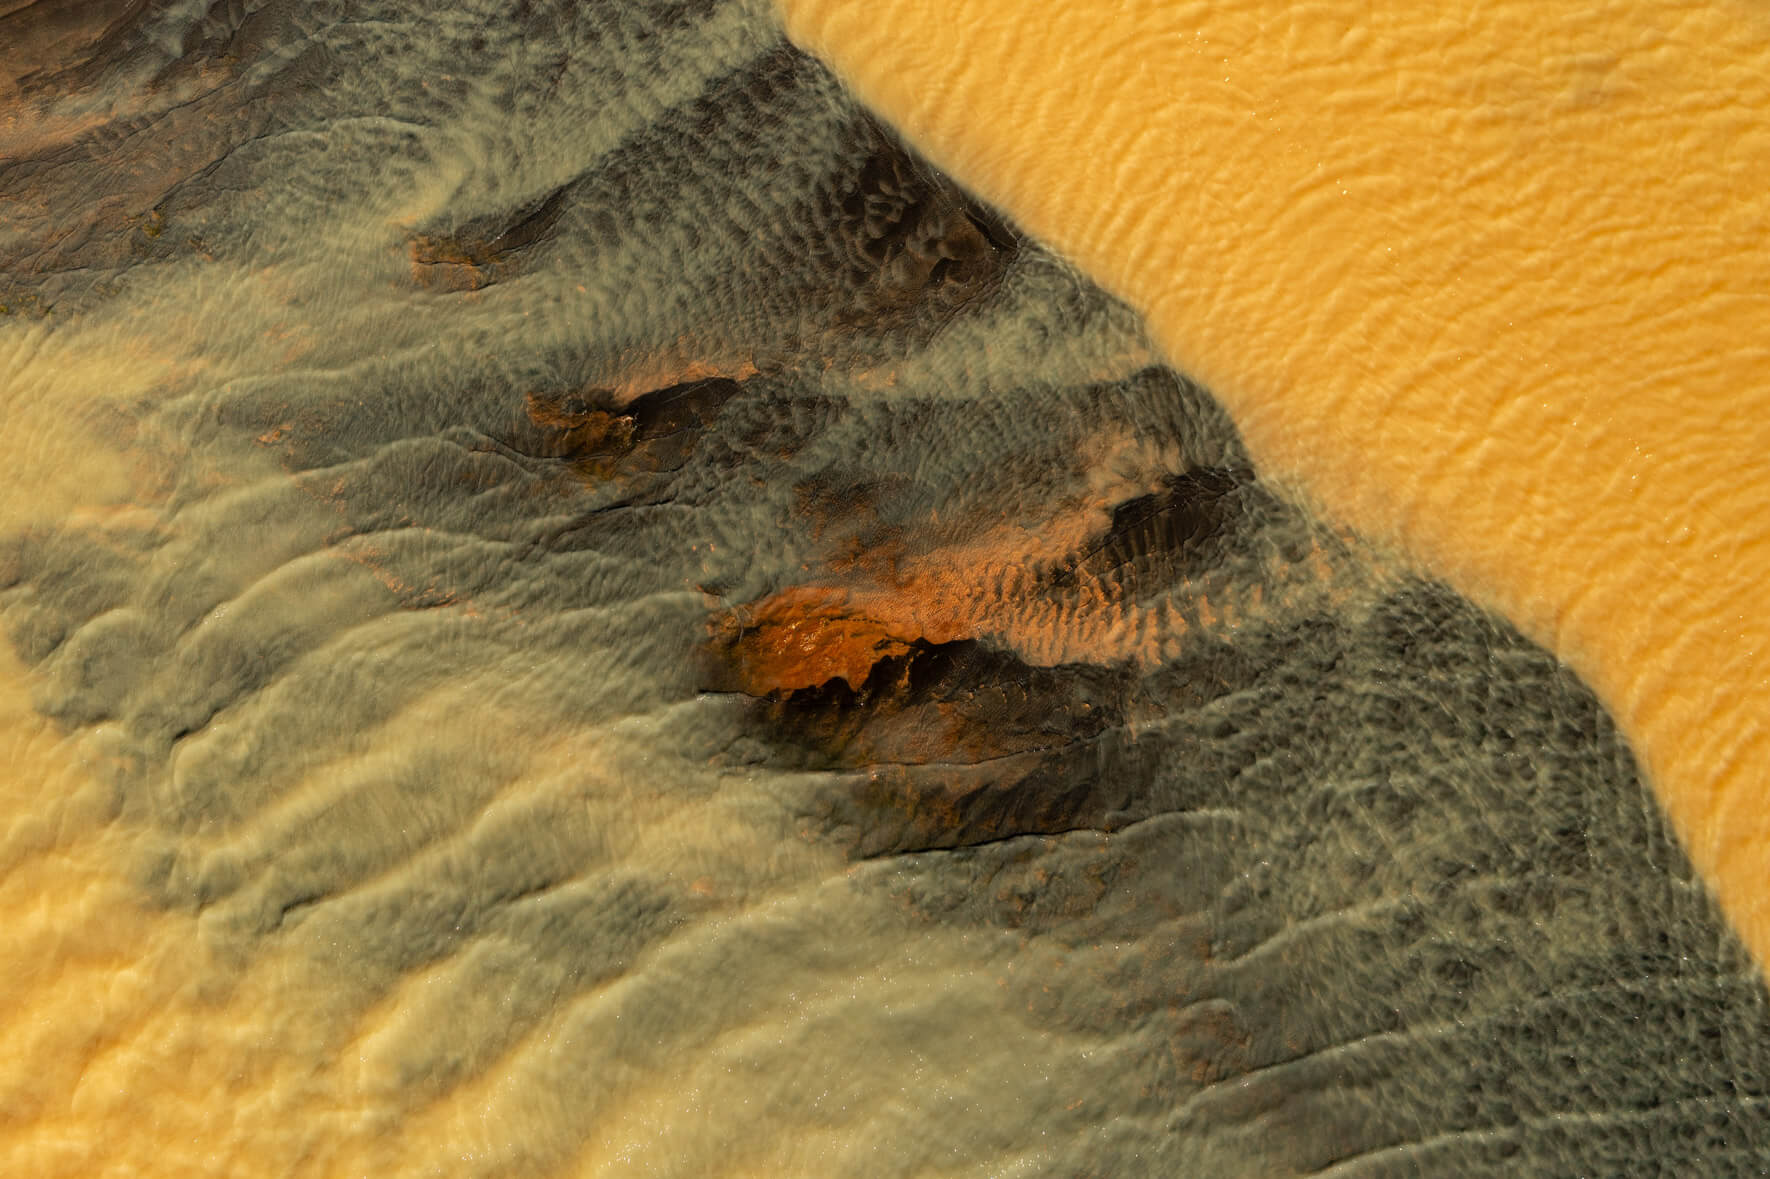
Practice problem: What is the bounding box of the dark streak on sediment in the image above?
[7,3,1770,1173]
[517,377,744,478]
[410,185,573,291]
[831,114,1022,325]
[1054,465,1261,592]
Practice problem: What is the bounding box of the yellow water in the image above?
[5,1,1770,1171]
[778,0,1770,967]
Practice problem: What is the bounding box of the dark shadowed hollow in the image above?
[2,1,1768,1175]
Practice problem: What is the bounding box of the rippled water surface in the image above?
[3,3,1769,1175]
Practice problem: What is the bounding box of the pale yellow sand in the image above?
[4,4,1768,1170]
[0,338,299,1176]
[778,0,1770,966]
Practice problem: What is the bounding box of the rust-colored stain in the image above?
[708,502,1105,700]
[406,237,502,292]
[695,451,1304,858]
[523,391,640,458]
[710,585,923,697]
[1169,999,1253,1087]
[702,540,1138,857]
[609,357,759,402]
[708,465,1313,701]
[521,375,744,484]
[779,0,1770,973]
[407,187,570,292]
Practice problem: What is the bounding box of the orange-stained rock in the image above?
[776,0,1770,970]
[710,586,922,696]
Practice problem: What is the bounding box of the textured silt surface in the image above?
[1,2,1767,1175]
